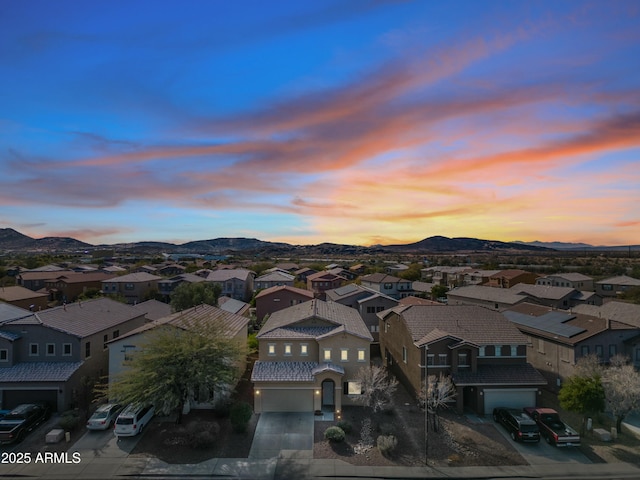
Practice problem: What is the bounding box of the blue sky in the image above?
[1,0,639,246]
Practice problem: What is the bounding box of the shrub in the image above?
[57,410,81,431]
[377,434,398,457]
[324,426,345,443]
[336,420,352,434]
[186,421,220,449]
[230,402,253,433]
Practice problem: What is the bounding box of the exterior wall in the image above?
[0,325,82,365]
[255,291,312,323]
[379,311,423,396]
[102,280,160,304]
[537,276,595,291]
[254,278,295,291]
[258,338,320,363]
[357,297,398,343]
[488,272,538,288]
[360,280,412,300]
[0,294,48,312]
[446,294,524,311]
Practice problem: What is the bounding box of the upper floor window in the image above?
[268,344,276,356]
[125,283,135,290]
[300,344,308,356]
[357,348,366,362]
[427,353,434,366]
[323,348,332,362]
[341,349,348,362]
[46,343,55,356]
[495,345,502,357]
[609,344,617,357]
[438,354,448,365]
[63,343,72,356]
[478,346,485,357]
[402,346,408,363]
[383,283,393,290]
[85,341,91,359]
[284,344,292,356]
[580,345,589,356]
[511,345,518,356]
[0,349,8,362]
[595,345,603,358]
[458,352,468,366]
[29,343,39,356]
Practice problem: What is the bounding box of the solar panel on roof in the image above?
[334,284,359,296]
[504,311,586,338]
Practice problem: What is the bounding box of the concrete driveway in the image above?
[249,412,315,459]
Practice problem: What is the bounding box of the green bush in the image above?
[230,402,253,433]
[57,410,81,431]
[324,426,345,443]
[336,420,352,434]
[377,434,398,457]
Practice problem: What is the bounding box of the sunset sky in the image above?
[1,1,639,247]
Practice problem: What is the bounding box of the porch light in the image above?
[315,390,320,395]
[256,390,260,395]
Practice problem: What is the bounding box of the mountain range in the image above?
[0,228,636,255]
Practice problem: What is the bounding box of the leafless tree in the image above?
[601,355,640,432]
[418,373,457,432]
[354,365,398,413]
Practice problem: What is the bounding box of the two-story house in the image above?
[44,272,116,303]
[306,271,346,299]
[504,303,639,391]
[203,269,255,302]
[251,299,373,414]
[360,273,412,300]
[254,285,314,324]
[157,273,206,300]
[325,283,398,343]
[101,272,163,304]
[16,269,75,291]
[487,269,539,288]
[595,275,640,298]
[254,271,295,291]
[446,285,531,311]
[378,305,546,414]
[536,273,595,291]
[108,304,249,411]
[508,283,602,309]
[0,298,146,411]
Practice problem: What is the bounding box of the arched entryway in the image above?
[321,379,335,408]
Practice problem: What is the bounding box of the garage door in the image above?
[483,388,537,415]
[261,389,313,412]
[2,389,58,411]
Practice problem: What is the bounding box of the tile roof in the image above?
[596,275,640,286]
[205,269,254,282]
[0,361,83,382]
[132,299,172,321]
[251,361,345,382]
[257,299,372,341]
[447,285,529,304]
[257,326,334,339]
[547,273,593,282]
[572,301,640,329]
[101,272,162,283]
[7,297,143,338]
[380,305,527,347]
[49,272,116,284]
[255,271,295,282]
[361,273,406,284]
[255,285,314,299]
[452,363,547,386]
[0,286,49,302]
[509,283,577,300]
[0,303,33,324]
[111,303,249,342]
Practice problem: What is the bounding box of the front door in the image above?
[322,379,334,407]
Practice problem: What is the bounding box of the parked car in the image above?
[493,407,540,443]
[86,403,123,431]
[113,404,154,438]
[0,403,51,444]
[523,407,580,447]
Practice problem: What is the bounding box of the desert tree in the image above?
[601,355,640,432]
[170,282,221,312]
[97,318,245,424]
[418,373,457,432]
[558,373,605,434]
[353,365,398,413]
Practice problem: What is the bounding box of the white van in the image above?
[113,404,154,437]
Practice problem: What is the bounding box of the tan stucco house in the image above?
[251,299,373,414]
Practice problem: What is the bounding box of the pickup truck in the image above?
[0,404,51,445]
[523,407,580,447]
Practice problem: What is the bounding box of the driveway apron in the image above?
[249,412,314,459]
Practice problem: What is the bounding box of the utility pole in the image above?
[424,344,429,466]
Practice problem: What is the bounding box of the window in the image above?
[383,283,393,290]
[581,345,589,356]
[495,345,502,357]
[300,344,308,356]
[85,341,91,359]
[602,284,613,291]
[357,349,366,362]
[0,349,7,362]
[595,345,603,358]
[538,339,545,354]
[29,343,39,356]
[125,283,134,290]
[123,345,136,364]
[341,349,349,362]
[402,346,407,363]
[370,325,379,333]
[427,353,434,365]
[284,344,292,356]
[438,354,448,365]
[511,345,518,356]
[458,352,468,366]
[63,343,72,356]
[113,330,119,339]
[609,345,617,357]
[385,322,390,333]
[268,344,276,356]
[103,334,109,350]
[46,343,55,356]
[345,381,363,395]
[323,348,331,362]
[479,346,485,357]
[367,306,375,314]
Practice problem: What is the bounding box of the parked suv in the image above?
[114,404,154,438]
[493,407,540,443]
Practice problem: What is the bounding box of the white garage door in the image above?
[261,389,313,412]
[483,388,537,415]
